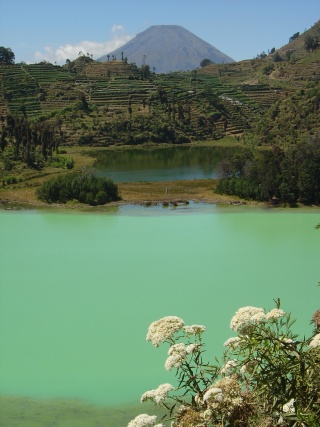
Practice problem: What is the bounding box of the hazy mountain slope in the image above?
[98,25,234,73]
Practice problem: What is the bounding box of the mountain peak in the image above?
[98,25,234,73]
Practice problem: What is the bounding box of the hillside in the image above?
[275,19,320,61]
[0,19,319,195]
[98,25,234,73]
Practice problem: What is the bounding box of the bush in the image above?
[36,172,120,205]
[128,302,320,427]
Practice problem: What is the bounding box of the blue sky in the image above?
[1,0,319,65]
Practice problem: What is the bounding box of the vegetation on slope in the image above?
[0,20,319,206]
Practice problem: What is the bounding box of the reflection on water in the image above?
[92,146,242,182]
[0,207,319,424]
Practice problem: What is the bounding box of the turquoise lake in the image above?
[0,205,319,413]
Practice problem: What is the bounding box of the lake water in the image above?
[1,205,319,419]
[92,146,241,182]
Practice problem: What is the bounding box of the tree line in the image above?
[216,134,320,205]
[0,114,63,168]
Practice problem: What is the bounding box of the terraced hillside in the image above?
[0,59,265,144]
[0,28,319,148]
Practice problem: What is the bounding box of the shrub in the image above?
[128,301,320,427]
[37,172,120,205]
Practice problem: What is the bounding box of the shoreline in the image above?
[1,143,319,213]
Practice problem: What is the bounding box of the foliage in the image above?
[304,35,319,52]
[0,114,63,169]
[50,155,74,169]
[246,82,320,146]
[128,303,320,427]
[289,32,300,43]
[36,172,120,205]
[0,46,15,64]
[200,59,213,67]
[216,135,320,205]
[256,51,267,59]
[272,51,282,62]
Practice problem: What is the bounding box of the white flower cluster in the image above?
[127,414,157,427]
[309,333,320,348]
[265,308,286,321]
[146,316,185,347]
[230,306,266,332]
[220,359,237,375]
[165,342,198,371]
[183,324,206,335]
[230,306,286,333]
[141,383,174,405]
[203,387,223,404]
[200,377,243,412]
[224,336,241,349]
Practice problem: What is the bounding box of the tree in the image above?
[200,58,213,67]
[272,51,282,62]
[256,51,267,59]
[0,46,15,64]
[140,64,150,79]
[289,32,300,43]
[304,34,319,52]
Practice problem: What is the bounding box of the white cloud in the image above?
[34,25,133,64]
[112,24,125,33]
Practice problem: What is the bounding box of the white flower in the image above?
[164,342,198,371]
[309,333,320,348]
[230,306,266,332]
[165,344,187,371]
[185,343,199,354]
[127,414,157,427]
[168,342,187,355]
[146,316,185,347]
[265,308,286,321]
[203,387,223,403]
[141,383,174,404]
[165,353,184,371]
[282,398,295,413]
[220,359,237,375]
[224,336,241,349]
[183,324,206,335]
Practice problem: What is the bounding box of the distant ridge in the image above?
[98,25,234,73]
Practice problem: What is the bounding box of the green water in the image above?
[0,206,319,422]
